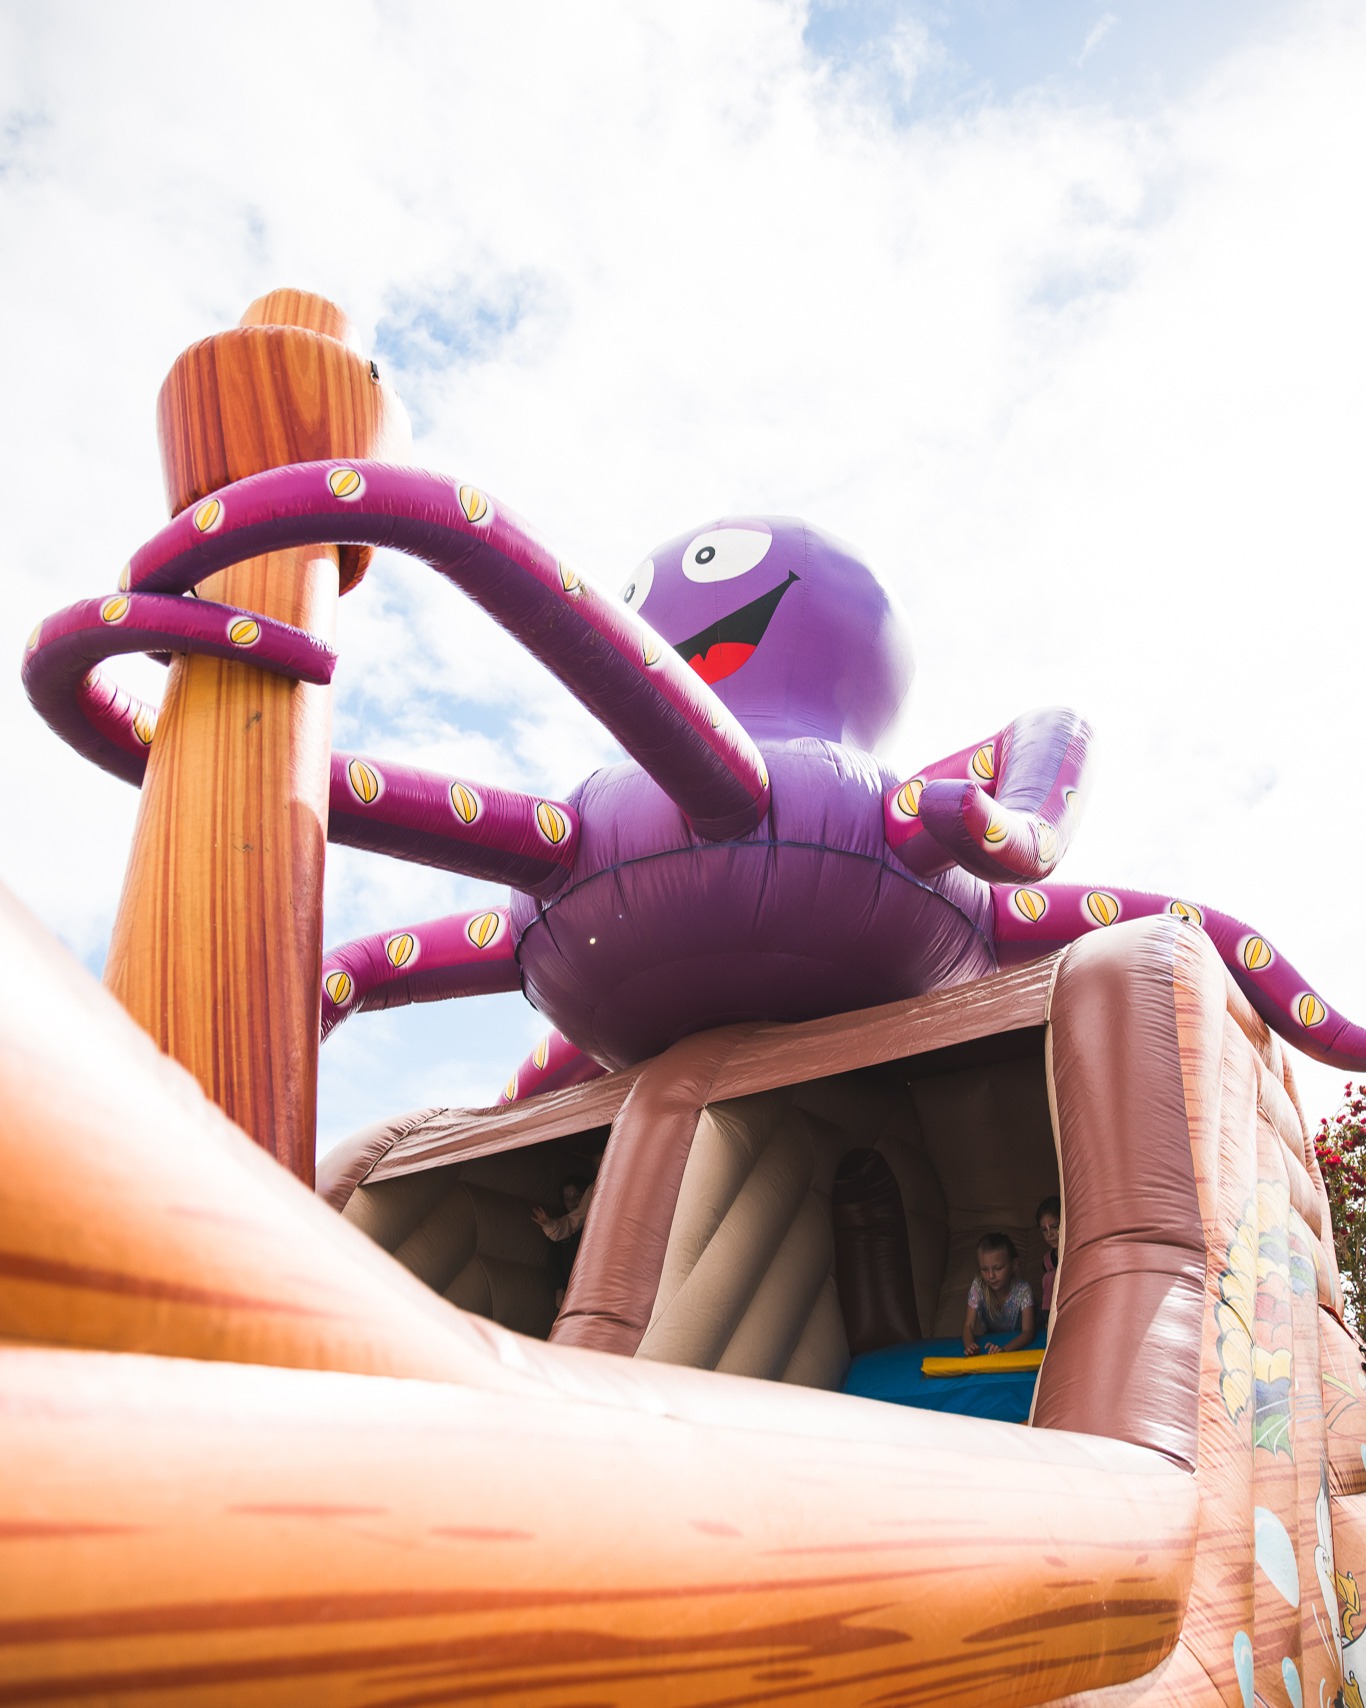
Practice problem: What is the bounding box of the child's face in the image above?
[1039,1212,1060,1251]
[978,1248,1013,1295]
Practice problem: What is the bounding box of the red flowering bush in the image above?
[1314,1080,1366,1333]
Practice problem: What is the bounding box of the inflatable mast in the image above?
[103,292,405,1183]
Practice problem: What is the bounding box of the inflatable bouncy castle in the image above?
[9,291,1366,1705]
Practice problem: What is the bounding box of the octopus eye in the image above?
[681,526,772,583]
[620,558,654,610]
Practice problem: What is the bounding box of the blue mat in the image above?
[842,1334,1047,1423]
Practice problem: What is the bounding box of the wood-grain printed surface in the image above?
[104,293,405,1183]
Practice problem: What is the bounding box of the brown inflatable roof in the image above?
[318,953,1061,1204]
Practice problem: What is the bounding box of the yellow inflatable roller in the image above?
[922,1349,1047,1376]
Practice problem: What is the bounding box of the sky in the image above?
[2,0,1362,1158]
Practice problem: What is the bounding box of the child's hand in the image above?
[984,1343,1002,1356]
[963,1337,978,1356]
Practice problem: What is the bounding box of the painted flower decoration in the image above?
[1217,1182,1300,1456]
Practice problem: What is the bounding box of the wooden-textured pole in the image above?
[104,291,407,1185]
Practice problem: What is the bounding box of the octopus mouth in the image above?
[674,572,799,685]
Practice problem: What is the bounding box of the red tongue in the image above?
[688,641,756,685]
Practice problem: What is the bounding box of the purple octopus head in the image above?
[618,517,914,754]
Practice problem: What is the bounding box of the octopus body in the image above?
[511,739,995,1068]
[22,463,1366,1101]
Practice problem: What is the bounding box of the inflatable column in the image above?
[104,291,407,1185]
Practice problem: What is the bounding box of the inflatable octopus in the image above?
[23,462,1366,1101]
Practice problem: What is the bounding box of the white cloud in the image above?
[1078,13,1118,68]
[3,0,1362,1148]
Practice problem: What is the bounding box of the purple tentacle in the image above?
[329,753,576,898]
[26,460,770,840]
[23,591,576,894]
[321,906,520,1041]
[499,1027,609,1105]
[886,708,1092,884]
[992,881,1366,1070]
[22,591,335,786]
